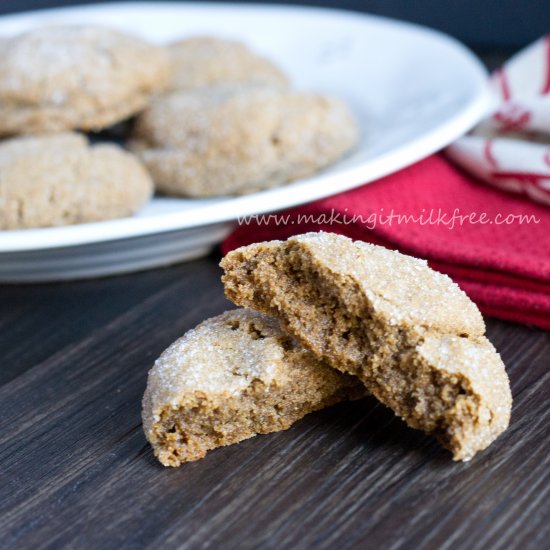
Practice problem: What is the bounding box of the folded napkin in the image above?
[448,35,550,205]
[222,154,550,329]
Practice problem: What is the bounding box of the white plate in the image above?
[0,2,489,282]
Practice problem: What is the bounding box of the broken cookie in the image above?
[142,308,364,466]
[220,232,512,461]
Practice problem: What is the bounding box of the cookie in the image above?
[168,36,289,90]
[132,85,359,196]
[142,308,364,466]
[0,133,153,229]
[0,25,171,136]
[221,232,512,461]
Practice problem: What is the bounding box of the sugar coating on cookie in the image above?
[132,85,359,196]
[142,308,364,466]
[168,36,289,90]
[221,232,512,461]
[0,25,171,135]
[0,133,153,229]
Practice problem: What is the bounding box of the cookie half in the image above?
[0,25,171,135]
[131,85,359,196]
[221,232,512,461]
[168,36,289,90]
[142,308,364,466]
[0,133,153,229]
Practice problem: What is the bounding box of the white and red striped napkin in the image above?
[447,35,550,206]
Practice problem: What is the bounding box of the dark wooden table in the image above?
[0,252,548,549]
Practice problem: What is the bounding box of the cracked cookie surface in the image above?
[142,308,364,466]
[168,36,289,90]
[221,232,512,461]
[131,84,359,196]
[0,133,153,229]
[0,25,171,135]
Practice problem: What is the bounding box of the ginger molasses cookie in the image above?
[0,25,171,136]
[142,308,364,466]
[0,133,153,229]
[220,232,512,461]
[168,36,288,90]
[132,85,359,196]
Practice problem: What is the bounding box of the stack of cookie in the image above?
[0,27,359,229]
[143,232,512,466]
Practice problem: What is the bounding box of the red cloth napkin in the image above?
[222,154,550,330]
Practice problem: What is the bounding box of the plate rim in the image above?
[0,1,490,253]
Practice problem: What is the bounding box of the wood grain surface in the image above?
[0,253,548,549]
